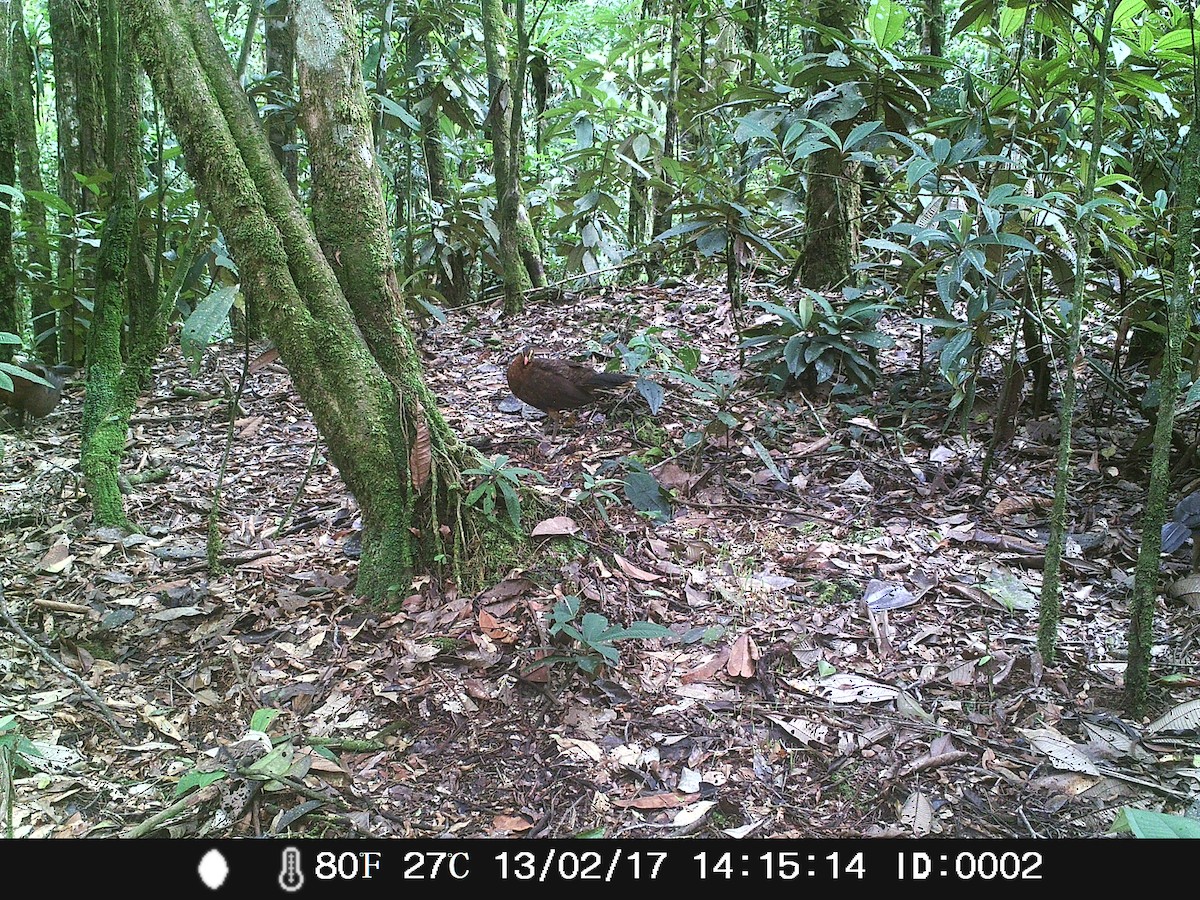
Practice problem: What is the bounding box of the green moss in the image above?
[810,579,858,607]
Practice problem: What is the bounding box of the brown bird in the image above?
[506,345,633,427]
[1,359,73,426]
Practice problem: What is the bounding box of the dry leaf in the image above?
[726,633,758,678]
[491,815,534,833]
[531,516,580,537]
[612,793,689,809]
[613,553,661,582]
[37,540,73,574]
[409,409,431,492]
[478,608,518,642]
[899,790,935,836]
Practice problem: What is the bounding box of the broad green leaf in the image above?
[1154,28,1200,51]
[181,285,238,372]
[866,0,906,48]
[1111,807,1200,838]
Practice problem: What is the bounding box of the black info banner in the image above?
[6,838,1173,893]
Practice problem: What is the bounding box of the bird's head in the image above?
[517,344,535,366]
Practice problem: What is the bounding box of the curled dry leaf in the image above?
[531,516,580,537]
[409,408,431,492]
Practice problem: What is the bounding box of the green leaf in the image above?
[676,345,701,373]
[866,0,906,48]
[750,438,787,485]
[637,377,665,414]
[1155,28,1200,51]
[465,482,491,507]
[601,621,674,641]
[26,187,75,214]
[500,482,523,529]
[374,94,420,130]
[249,708,281,733]
[950,0,996,38]
[181,285,238,372]
[175,769,228,797]
[783,334,806,374]
[1111,807,1200,838]
[624,471,672,520]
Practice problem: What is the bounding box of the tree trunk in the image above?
[797,0,863,290]
[480,0,544,312]
[0,0,16,356]
[627,1,649,251]
[264,0,298,194]
[49,0,106,365]
[9,0,55,360]
[410,12,470,306]
[81,21,159,528]
[921,0,944,59]
[1039,0,1119,663]
[120,0,513,597]
[1124,82,1200,714]
[650,0,680,254]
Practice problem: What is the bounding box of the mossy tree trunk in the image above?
[797,0,862,290]
[48,0,106,366]
[480,0,544,313]
[81,20,162,528]
[1124,82,1200,713]
[1038,0,1118,664]
[120,0,513,597]
[9,0,55,359]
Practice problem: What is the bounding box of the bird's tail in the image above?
[589,372,634,389]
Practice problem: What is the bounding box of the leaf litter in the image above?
[0,281,1198,839]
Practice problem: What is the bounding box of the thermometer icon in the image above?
[279,847,304,892]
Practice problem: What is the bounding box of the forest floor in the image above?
[2,281,1198,841]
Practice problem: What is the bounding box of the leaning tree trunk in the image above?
[120,0,514,598]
